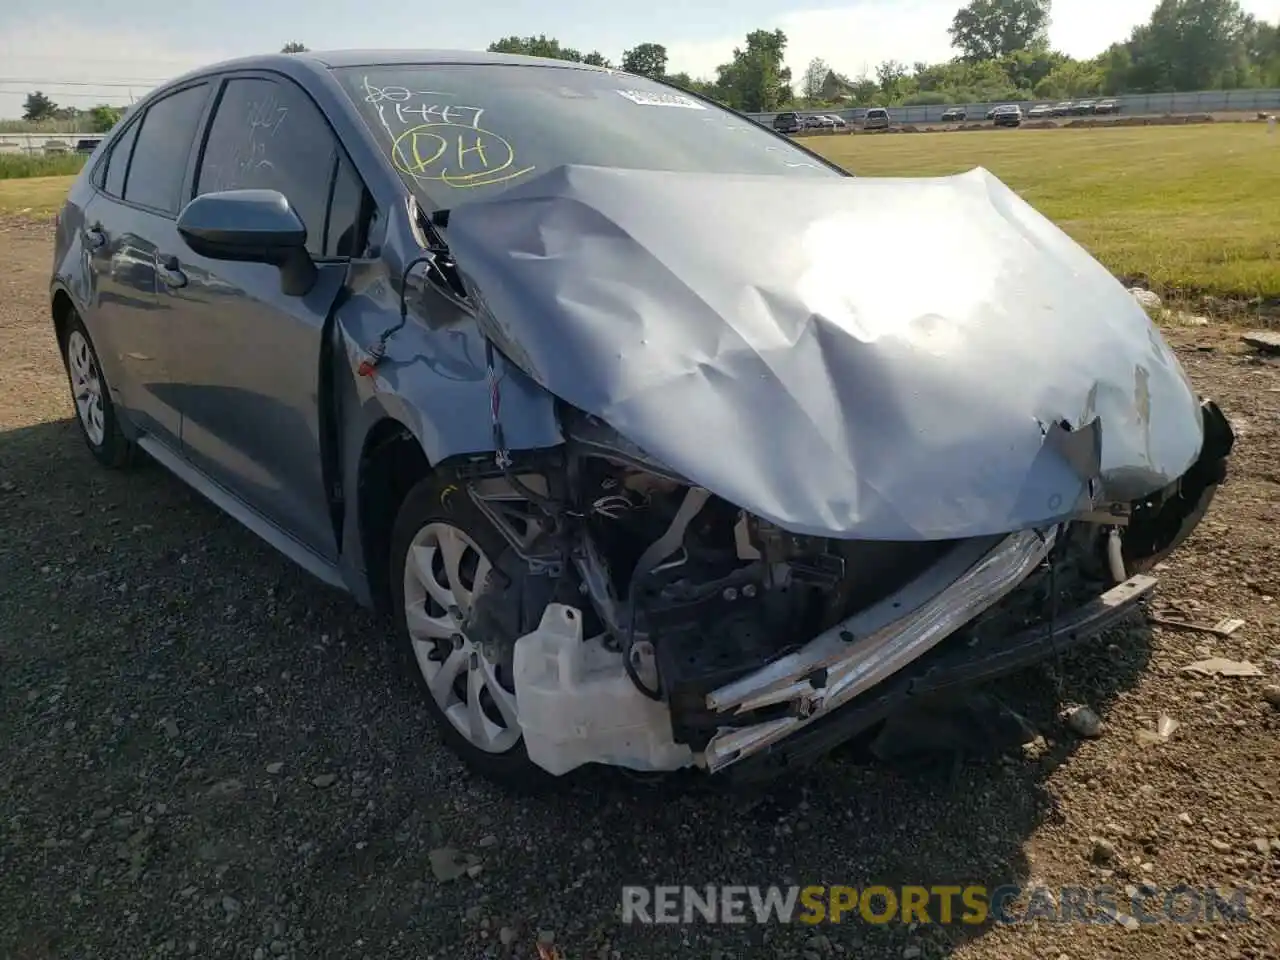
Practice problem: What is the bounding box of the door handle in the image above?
[157,256,187,290]
[84,226,106,251]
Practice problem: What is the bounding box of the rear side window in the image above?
[196,77,343,259]
[101,121,140,198]
[124,84,210,214]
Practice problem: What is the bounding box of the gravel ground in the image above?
[1,215,1277,960]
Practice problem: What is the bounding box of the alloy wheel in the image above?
[67,329,106,447]
[402,521,521,753]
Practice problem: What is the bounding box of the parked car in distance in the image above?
[1051,101,1075,116]
[941,106,967,122]
[1026,103,1053,119]
[990,104,1023,127]
[1072,100,1098,115]
[863,107,890,130]
[1094,98,1120,115]
[823,115,847,129]
[74,137,104,154]
[773,111,803,134]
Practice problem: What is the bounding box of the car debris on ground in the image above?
[1182,657,1263,677]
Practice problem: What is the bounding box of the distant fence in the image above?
[0,132,104,154]
[3,86,1278,154]
[745,87,1280,126]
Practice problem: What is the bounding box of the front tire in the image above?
[61,314,135,468]
[388,476,551,790]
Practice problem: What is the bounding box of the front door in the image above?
[157,74,371,561]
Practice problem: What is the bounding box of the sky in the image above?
[2,0,1279,119]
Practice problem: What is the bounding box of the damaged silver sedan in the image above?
[49,50,1233,788]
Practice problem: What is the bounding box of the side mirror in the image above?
[177,189,316,296]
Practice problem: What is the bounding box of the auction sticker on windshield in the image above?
[615,89,706,109]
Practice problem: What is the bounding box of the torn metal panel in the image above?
[444,165,1205,540]
[333,207,563,466]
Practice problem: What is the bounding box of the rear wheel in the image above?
[61,314,135,468]
[388,477,551,790]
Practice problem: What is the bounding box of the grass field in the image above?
[0,152,87,180]
[809,125,1279,300]
[0,125,1275,300]
[0,176,79,217]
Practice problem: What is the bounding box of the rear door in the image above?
[153,72,372,560]
[81,82,212,444]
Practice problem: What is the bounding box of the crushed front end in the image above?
[450,400,1233,780]
[431,165,1238,780]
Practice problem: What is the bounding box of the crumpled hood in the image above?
[443,164,1204,540]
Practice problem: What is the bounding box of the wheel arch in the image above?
[356,415,434,614]
[51,286,77,352]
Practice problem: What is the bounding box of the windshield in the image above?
[333,64,843,207]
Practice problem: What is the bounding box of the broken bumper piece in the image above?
[717,572,1156,783]
[513,523,1155,780]
[701,527,1060,772]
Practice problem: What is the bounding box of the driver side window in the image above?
[195,76,368,259]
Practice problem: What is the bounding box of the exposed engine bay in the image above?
[449,402,1234,778]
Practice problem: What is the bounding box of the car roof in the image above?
[153,48,610,93]
[249,48,607,70]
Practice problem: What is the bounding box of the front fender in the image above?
[328,216,564,604]
[334,259,563,466]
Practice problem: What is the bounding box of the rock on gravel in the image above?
[1090,838,1117,864]
[1061,705,1104,738]
[429,847,479,882]
[1129,288,1163,310]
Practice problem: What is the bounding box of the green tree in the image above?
[1033,59,1104,97]
[1124,0,1251,91]
[911,61,954,92]
[581,51,613,67]
[664,71,719,100]
[949,0,1052,61]
[22,91,57,122]
[1242,19,1280,85]
[487,35,583,62]
[801,57,830,100]
[621,42,668,79]
[820,69,856,101]
[875,59,910,100]
[712,29,792,112]
[1095,43,1133,93]
[88,105,124,132]
[846,76,882,105]
[999,48,1068,90]
[280,41,308,53]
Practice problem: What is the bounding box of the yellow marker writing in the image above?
[392,122,534,189]
[456,134,488,170]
